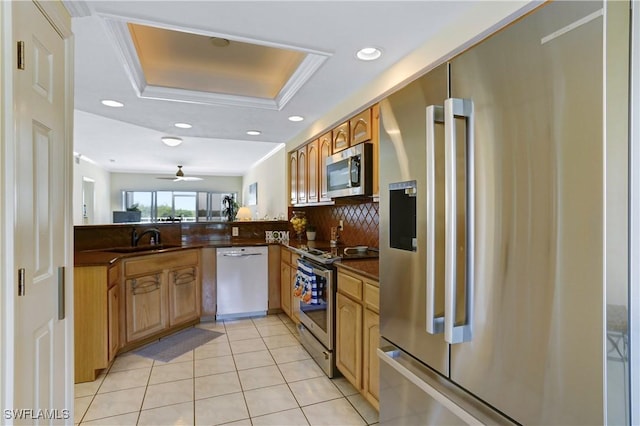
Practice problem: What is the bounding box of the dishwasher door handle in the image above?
[222,252,263,257]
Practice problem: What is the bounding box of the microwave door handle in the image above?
[444,98,474,345]
[346,157,353,188]
[426,105,445,335]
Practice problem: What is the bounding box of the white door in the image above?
[12,2,70,423]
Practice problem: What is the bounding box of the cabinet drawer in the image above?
[291,253,300,266]
[338,272,362,300]
[125,249,198,277]
[364,282,379,313]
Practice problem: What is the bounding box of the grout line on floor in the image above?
[77,315,378,425]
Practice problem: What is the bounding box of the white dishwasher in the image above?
[216,246,268,320]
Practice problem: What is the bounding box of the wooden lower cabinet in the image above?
[279,246,300,323]
[280,262,292,317]
[336,292,363,388]
[363,308,380,409]
[74,265,111,383]
[123,249,200,345]
[125,273,167,342]
[169,266,200,326]
[75,249,202,383]
[336,268,380,410]
[107,283,120,362]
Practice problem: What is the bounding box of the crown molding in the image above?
[61,0,91,18]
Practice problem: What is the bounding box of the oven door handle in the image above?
[297,259,333,280]
[311,266,332,280]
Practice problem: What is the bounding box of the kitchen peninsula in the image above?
[73,220,288,383]
[74,216,379,385]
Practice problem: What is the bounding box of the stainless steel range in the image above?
[286,244,379,377]
[286,245,340,377]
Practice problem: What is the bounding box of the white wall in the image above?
[109,172,242,215]
[284,1,538,152]
[241,145,286,220]
[73,157,111,225]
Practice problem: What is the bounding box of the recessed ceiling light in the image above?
[161,136,183,147]
[356,47,382,61]
[101,99,124,107]
[246,130,261,136]
[288,115,304,122]
[174,122,192,129]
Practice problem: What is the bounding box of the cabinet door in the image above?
[289,151,298,205]
[297,147,307,204]
[336,293,362,388]
[280,262,291,317]
[350,108,373,145]
[307,139,319,203]
[363,309,380,410]
[290,265,300,323]
[169,266,200,326]
[319,132,332,202]
[107,284,120,362]
[125,273,167,343]
[332,121,350,153]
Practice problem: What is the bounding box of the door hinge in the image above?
[58,266,66,320]
[18,268,26,296]
[17,41,25,70]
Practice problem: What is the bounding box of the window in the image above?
[122,191,237,222]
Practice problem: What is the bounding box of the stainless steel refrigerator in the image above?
[378,1,630,424]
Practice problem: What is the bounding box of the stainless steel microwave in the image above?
[326,143,373,198]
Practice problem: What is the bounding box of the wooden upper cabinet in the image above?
[350,108,373,145]
[319,131,332,202]
[289,103,379,205]
[307,139,319,203]
[332,121,350,153]
[289,151,298,205]
[297,146,307,204]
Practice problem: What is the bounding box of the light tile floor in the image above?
[75,314,379,426]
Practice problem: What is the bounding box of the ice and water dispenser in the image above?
[389,180,417,251]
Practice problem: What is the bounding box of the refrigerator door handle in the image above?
[426,105,445,335]
[377,346,484,425]
[444,97,474,344]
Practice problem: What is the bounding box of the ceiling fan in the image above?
[156,165,203,182]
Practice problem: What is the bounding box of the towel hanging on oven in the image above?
[294,259,325,305]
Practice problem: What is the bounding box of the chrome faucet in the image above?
[131,227,161,246]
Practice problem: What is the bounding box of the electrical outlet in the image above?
[339,219,344,230]
[232,226,239,237]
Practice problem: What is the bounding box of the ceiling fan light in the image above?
[161,136,183,147]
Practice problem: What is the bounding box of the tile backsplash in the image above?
[289,201,379,248]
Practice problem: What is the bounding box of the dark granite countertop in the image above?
[335,259,379,282]
[74,239,278,267]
